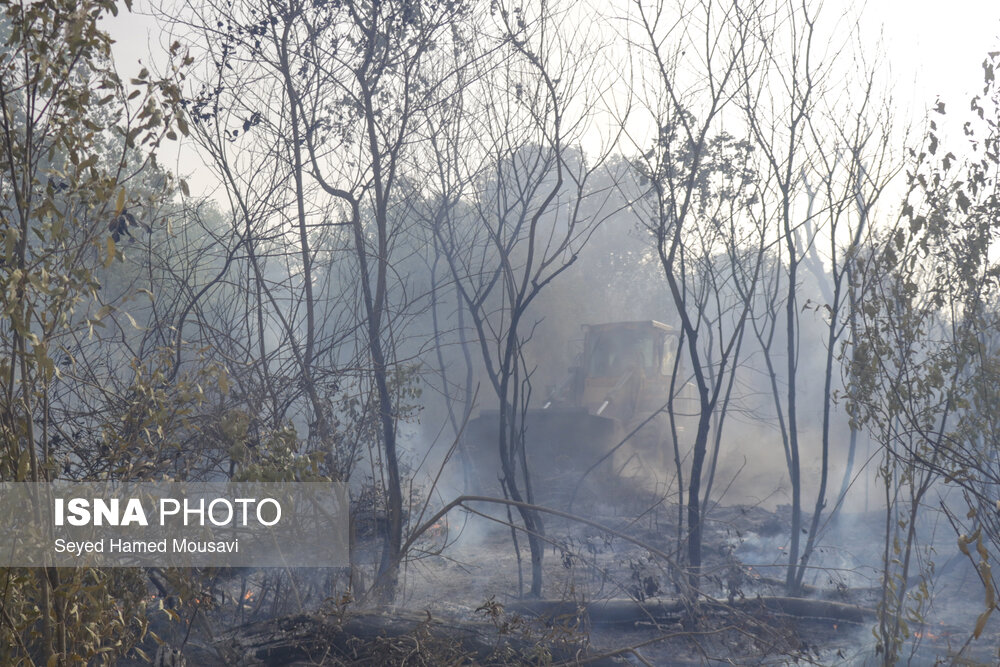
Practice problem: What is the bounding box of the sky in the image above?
[101,1,1000,197]
[865,0,1000,113]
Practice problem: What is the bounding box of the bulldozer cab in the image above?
[556,321,677,422]
[584,321,674,379]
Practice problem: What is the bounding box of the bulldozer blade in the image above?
[462,408,622,494]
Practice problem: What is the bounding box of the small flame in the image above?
[426,520,447,538]
[244,590,254,601]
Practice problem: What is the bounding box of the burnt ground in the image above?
[138,486,1000,666]
[384,487,998,666]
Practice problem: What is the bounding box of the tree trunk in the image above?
[686,408,714,589]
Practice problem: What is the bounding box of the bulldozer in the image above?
[464,320,682,494]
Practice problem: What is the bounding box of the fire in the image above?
[426,520,447,538]
[244,590,254,602]
[913,631,937,640]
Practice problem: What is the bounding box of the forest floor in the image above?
[140,482,998,666]
[386,483,996,666]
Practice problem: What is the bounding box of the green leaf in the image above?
[17,448,30,481]
[104,236,115,269]
[956,190,971,213]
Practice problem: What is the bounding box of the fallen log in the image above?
[749,575,881,600]
[219,611,627,666]
[508,596,876,627]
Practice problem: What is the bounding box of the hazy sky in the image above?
[105,1,1000,101]
[101,1,1000,194]
[867,0,1000,110]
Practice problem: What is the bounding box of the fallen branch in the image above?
[507,596,876,626]
[373,494,684,597]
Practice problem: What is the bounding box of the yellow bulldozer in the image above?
[464,320,682,493]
